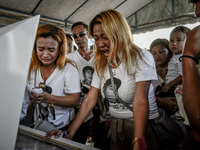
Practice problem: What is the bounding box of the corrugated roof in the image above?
[0,0,199,34]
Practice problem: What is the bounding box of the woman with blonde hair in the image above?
[46,10,159,150]
[20,24,80,130]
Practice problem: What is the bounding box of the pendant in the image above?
[113,70,116,76]
[39,82,46,89]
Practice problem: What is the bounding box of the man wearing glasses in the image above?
[67,22,96,147]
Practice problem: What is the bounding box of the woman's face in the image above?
[151,44,170,67]
[93,24,110,59]
[36,36,59,66]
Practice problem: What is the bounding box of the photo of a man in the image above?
[81,66,94,94]
[103,77,121,103]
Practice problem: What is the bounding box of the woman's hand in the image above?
[45,130,72,140]
[162,84,171,93]
[157,97,178,112]
[45,130,63,139]
[29,92,52,104]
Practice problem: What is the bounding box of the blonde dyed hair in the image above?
[29,24,74,77]
[89,9,142,77]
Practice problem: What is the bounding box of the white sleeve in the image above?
[64,64,81,94]
[91,69,101,89]
[135,50,157,82]
[178,61,182,76]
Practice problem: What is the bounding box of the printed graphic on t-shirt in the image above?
[37,83,55,121]
[103,77,124,110]
[81,66,94,97]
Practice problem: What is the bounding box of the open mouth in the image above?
[102,50,109,53]
[156,59,162,62]
[101,50,109,57]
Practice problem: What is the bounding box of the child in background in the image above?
[161,26,190,96]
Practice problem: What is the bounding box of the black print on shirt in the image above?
[81,66,94,96]
[103,77,121,105]
[38,85,55,120]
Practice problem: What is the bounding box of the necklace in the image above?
[41,65,56,82]
[112,69,116,76]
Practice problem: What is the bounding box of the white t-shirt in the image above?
[68,50,94,122]
[91,50,159,120]
[165,54,182,84]
[152,74,164,90]
[68,50,94,106]
[20,63,81,129]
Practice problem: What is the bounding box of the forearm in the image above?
[68,87,99,138]
[133,81,149,138]
[167,75,182,88]
[42,92,80,107]
[133,99,149,138]
[53,93,80,107]
[31,91,80,107]
[155,96,167,108]
[182,58,200,132]
[155,96,163,105]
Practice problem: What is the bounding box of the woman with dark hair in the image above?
[20,24,80,130]
[150,38,172,83]
[150,38,177,113]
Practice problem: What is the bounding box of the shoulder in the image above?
[138,49,154,63]
[140,49,152,57]
[67,51,77,58]
[170,54,180,62]
[63,61,77,71]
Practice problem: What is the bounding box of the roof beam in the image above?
[31,0,44,14]
[115,0,127,9]
[64,0,88,22]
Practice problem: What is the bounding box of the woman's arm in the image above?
[156,96,177,112]
[45,86,99,139]
[30,92,80,107]
[68,86,100,138]
[133,81,150,149]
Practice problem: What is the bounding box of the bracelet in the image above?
[179,55,199,65]
[62,129,70,138]
[132,136,145,145]
[50,95,55,106]
[132,137,138,145]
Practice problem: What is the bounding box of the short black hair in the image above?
[66,33,73,40]
[71,21,88,32]
[150,38,170,52]
[82,66,94,74]
[105,77,121,89]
